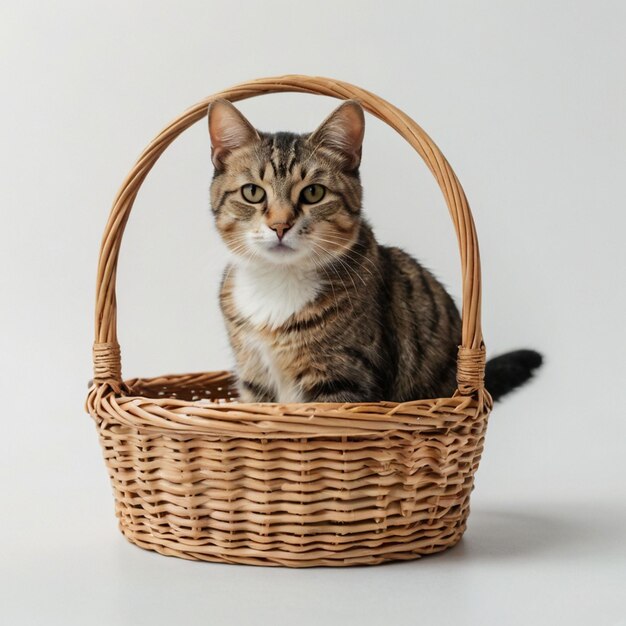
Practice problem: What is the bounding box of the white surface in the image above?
[1,1,625,625]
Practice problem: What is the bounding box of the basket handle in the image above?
[93,75,485,396]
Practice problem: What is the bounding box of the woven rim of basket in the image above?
[91,74,487,413]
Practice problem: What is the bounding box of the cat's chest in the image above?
[231,264,321,328]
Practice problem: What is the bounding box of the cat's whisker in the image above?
[222,243,252,284]
[226,235,253,249]
[313,240,379,282]
[225,243,252,269]
[312,239,368,289]
[308,248,340,320]
[314,234,381,276]
[309,241,356,311]
[314,232,372,255]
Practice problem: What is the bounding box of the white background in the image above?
[1,1,625,624]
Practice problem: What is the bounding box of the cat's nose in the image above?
[269,222,292,241]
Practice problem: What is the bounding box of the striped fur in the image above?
[208,99,461,403]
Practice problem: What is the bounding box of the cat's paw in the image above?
[237,380,276,403]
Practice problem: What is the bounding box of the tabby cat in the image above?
[207,98,541,403]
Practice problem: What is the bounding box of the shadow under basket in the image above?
[86,75,493,567]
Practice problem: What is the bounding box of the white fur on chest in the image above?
[231,263,321,329]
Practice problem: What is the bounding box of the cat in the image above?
[207,98,542,403]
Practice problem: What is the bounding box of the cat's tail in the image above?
[484,349,543,401]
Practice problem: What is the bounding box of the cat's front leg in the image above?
[308,392,365,403]
[230,336,277,402]
[236,379,276,403]
[302,379,380,404]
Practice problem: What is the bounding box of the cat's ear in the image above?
[308,100,365,171]
[208,99,259,171]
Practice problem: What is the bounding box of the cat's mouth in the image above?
[268,242,296,254]
[248,238,310,265]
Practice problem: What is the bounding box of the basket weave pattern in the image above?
[87,75,492,567]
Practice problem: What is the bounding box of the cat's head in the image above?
[208,99,365,267]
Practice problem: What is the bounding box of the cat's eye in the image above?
[241,184,266,204]
[300,184,326,204]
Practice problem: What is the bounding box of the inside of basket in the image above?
[127,372,240,404]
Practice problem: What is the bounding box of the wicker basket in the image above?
[87,75,493,567]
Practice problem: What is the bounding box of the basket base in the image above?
[117,516,468,567]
